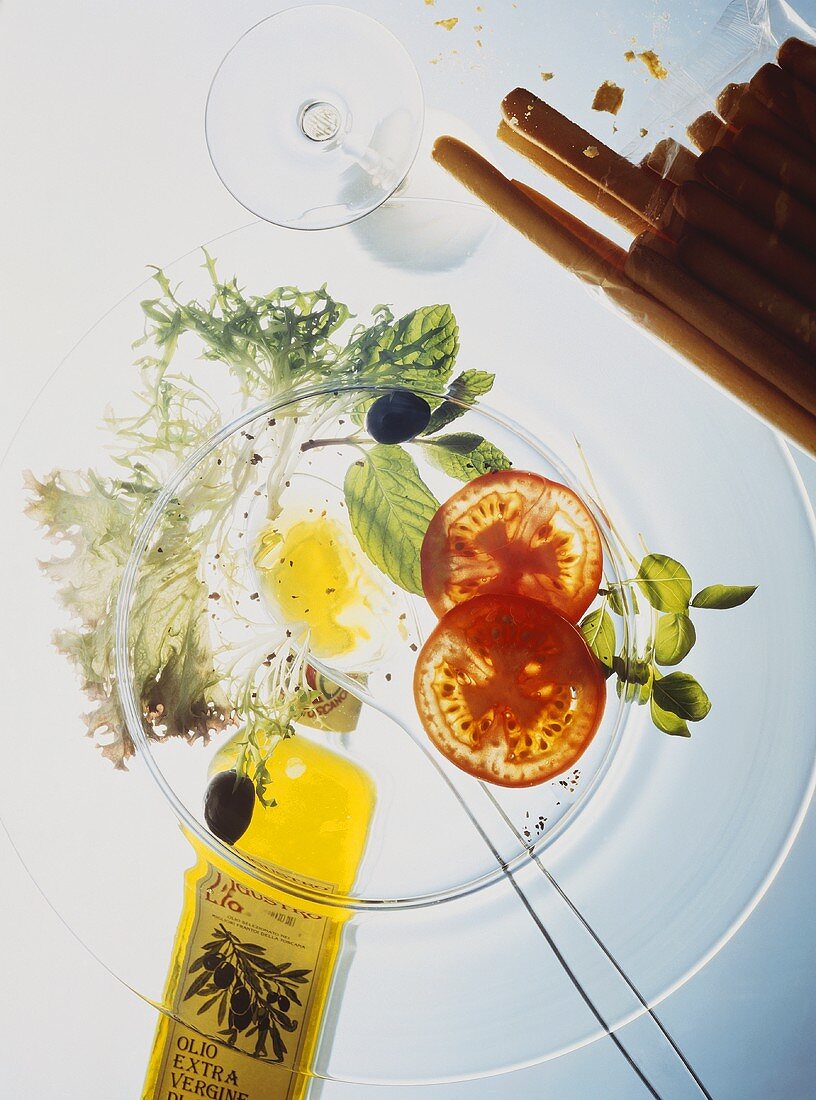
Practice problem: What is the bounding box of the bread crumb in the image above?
[639,50,668,79]
[435,16,459,30]
[640,127,649,137]
[424,0,436,4]
[541,71,554,82]
[591,80,625,115]
[583,146,600,158]
[626,49,668,79]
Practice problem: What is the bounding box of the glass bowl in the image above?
[2,202,815,1085]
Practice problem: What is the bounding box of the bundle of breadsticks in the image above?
[432,36,816,456]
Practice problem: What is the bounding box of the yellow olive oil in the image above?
[141,721,375,1100]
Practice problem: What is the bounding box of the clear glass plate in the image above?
[1,205,815,1085]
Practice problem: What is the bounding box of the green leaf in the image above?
[421,438,512,482]
[580,608,616,674]
[421,432,484,455]
[691,584,757,609]
[607,583,638,616]
[612,654,653,703]
[650,680,691,737]
[636,554,692,612]
[183,970,213,1001]
[654,613,696,666]
[344,445,440,594]
[351,304,459,392]
[652,672,711,722]
[423,369,495,434]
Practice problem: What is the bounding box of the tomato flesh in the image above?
[421,470,603,622]
[413,594,606,787]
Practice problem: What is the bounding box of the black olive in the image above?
[204,770,255,845]
[230,985,251,1014]
[214,962,235,989]
[277,995,291,1013]
[366,391,431,444]
[203,953,220,971]
[233,1008,253,1032]
[266,990,278,1007]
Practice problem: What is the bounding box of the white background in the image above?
[2,2,816,1096]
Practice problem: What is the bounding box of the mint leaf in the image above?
[421,438,512,482]
[580,607,616,675]
[351,304,459,393]
[654,612,696,665]
[344,445,440,594]
[421,432,484,455]
[637,554,692,612]
[423,369,495,434]
[691,584,757,609]
[652,672,711,722]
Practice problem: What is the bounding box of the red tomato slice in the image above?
[413,594,606,788]
[421,470,603,622]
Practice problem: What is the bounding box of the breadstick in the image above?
[673,181,816,309]
[715,83,813,156]
[501,88,673,222]
[433,135,624,285]
[626,233,816,415]
[696,147,816,254]
[716,83,749,118]
[749,63,816,146]
[675,231,816,358]
[642,139,698,185]
[432,136,816,455]
[687,111,728,151]
[778,38,816,92]
[730,126,816,207]
[497,120,648,235]
[511,179,627,268]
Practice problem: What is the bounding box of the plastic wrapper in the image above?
[437,0,816,456]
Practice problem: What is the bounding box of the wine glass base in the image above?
[205,5,424,230]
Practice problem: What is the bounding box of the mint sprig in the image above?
[345,446,441,595]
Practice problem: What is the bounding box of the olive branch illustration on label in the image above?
[184,923,312,1061]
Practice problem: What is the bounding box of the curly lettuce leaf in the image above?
[26,468,227,767]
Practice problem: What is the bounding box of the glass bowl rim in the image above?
[114,377,643,912]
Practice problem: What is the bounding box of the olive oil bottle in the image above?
[142,679,375,1100]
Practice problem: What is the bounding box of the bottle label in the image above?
[300,666,366,734]
[145,863,339,1100]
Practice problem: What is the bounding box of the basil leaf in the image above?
[691,584,757,609]
[344,445,439,594]
[612,654,653,703]
[654,613,696,666]
[421,432,484,455]
[652,672,711,722]
[423,369,495,434]
[580,608,616,674]
[650,685,691,736]
[420,438,512,482]
[608,582,638,616]
[637,554,692,612]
